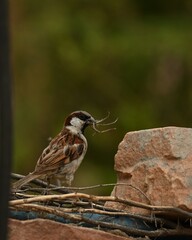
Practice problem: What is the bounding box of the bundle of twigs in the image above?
[10,173,192,238]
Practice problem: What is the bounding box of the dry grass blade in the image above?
[92,112,118,133]
[95,111,111,124]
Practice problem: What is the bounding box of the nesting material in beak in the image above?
[91,112,118,133]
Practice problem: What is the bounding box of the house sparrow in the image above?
[13,111,100,190]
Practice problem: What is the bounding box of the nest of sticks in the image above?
[10,173,192,239]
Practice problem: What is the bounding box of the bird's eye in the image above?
[78,113,91,122]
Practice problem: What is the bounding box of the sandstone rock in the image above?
[8,219,136,240]
[107,127,192,214]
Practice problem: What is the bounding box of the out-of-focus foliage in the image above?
[11,0,192,194]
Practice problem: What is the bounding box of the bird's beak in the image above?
[86,117,96,125]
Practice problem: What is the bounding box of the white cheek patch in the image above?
[70,117,84,128]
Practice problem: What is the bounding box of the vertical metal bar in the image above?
[0,0,13,239]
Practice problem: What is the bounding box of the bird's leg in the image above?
[41,176,51,195]
[56,179,61,187]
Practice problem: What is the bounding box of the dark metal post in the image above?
[0,0,13,239]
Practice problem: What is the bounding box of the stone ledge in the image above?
[8,218,137,240]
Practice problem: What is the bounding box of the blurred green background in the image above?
[11,1,192,194]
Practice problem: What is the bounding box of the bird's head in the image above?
[64,111,96,133]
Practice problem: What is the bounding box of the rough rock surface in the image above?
[8,219,136,240]
[107,127,192,214]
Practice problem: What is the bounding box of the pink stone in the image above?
[9,219,133,240]
[107,127,192,214]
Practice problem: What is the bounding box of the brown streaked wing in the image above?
[64,143,85,161]
[34,128,85,174]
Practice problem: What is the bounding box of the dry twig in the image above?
[10,192,192,219]
[10,203,192,237]
[10,174,192,238]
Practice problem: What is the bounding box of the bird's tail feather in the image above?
[12,173,40,190]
